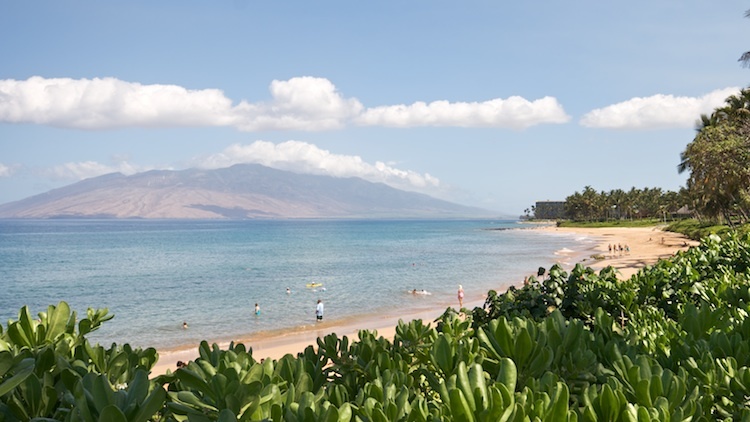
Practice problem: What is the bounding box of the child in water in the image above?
[255,303,260,316]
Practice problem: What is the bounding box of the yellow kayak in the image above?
[306,282,323,288]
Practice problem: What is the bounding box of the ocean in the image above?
[0,219,596,351]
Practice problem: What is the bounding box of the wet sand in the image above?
[150,224,697,377]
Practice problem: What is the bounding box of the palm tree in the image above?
[681,121,750,225]
[740,9,750,67]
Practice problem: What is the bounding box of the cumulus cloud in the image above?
[0,76,235,129]
[357,96,571,129]
[198,140,443,194]
[0,76,359,131]
[0,76,567,131]
[233,77,364,131]
[580,87,741,129]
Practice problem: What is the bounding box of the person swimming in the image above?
[410,289,430,295]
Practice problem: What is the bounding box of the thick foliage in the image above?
[3,232,750,420]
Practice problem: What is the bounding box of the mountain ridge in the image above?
[0,164,496,219]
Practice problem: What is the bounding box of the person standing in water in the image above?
[316,299,324,321]
[254,303,260,316]
[457,285,465,308]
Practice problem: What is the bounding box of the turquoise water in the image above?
[0,219,596,350]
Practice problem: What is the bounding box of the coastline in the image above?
[150,224,698,377]
[539,225,700,280]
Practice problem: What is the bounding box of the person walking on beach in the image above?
[316,299,324,321]
[457,284,465,308]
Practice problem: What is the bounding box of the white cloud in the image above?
[0,76,360,131]
[46,159,144,181]
[0,163,17,177]
[30,141,455,201]
[0,76,235,129]
[198,140,443,194]
[0,76,567,131]
[579,87,741,129]
[232,77,364,131]
[356,96,571,129]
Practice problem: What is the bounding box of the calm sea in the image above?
[0,219,596,350]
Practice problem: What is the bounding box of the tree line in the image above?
[557,86,750,225]
[562,186,689,222]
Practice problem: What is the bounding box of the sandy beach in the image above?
[150,224,698,377]
[543,225,700,280]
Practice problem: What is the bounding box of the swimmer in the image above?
[286,287,291,294]
[410,289,431,295]
[182,321,188,329]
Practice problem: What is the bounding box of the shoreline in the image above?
[150,291,497,376]
[540,225,699,280]
[150,224,698,377]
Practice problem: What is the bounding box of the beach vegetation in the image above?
[3,233,750,419]
[680,97,750,226]
[555,86,750,229]
[558,218,664,228]
[558,186,692,224]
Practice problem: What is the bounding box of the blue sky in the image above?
[1,1,748,215]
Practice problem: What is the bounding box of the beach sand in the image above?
[542,225,700,280]
[150,224,698,377]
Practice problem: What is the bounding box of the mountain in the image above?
[0,164,494,219]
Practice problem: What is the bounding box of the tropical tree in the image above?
[679,119,750,225]
[739,9,750,67]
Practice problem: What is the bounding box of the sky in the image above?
[1,1,748,216]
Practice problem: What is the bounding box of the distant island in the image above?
[0,163,496,219]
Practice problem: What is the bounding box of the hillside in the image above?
[0,164,492,219]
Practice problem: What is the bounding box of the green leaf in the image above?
[455,362,476,412]
[514,328,532,367]
[496,357,517,391]
[635,379,652,408]
[432,335,454,376]
[544,383,569,422]
[449,388,475,422]
[0,358,34,396]
[468,363,488,411]
[217,408,238,422]
[45,301,71,342]
[0,351,16,376]
[98,404,128,422]
[132,385,167,422]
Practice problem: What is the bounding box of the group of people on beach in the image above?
[608,243,630,256]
